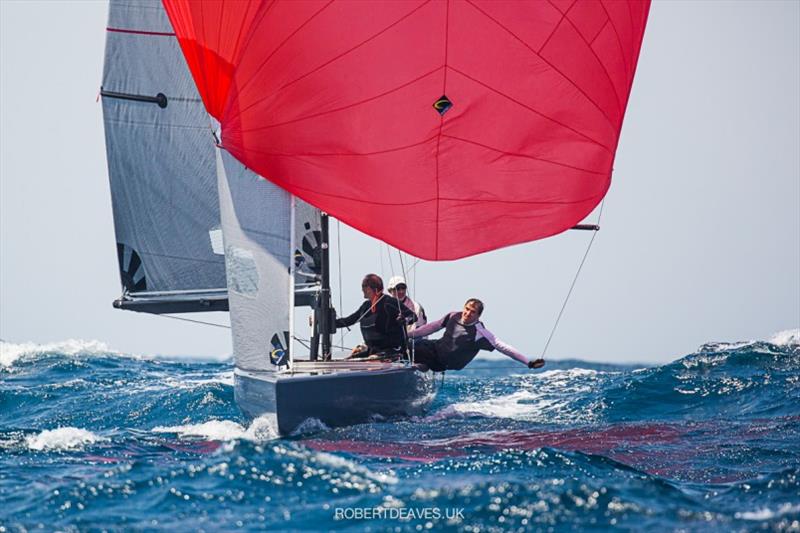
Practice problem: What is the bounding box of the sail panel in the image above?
[163,0,650,260]
[102,0,225,297]
[216,149,293,373]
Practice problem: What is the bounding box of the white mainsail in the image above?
[101,0,225,311]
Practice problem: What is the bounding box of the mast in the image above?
[288,197,297,367]
[309,212,334,361]
[319,213,334,360]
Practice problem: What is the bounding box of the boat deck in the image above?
[284,359,410,374]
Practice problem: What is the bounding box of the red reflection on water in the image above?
[305,423,690,465]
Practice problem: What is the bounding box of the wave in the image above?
[769,328,800,347]
[698,328,799,353]
[0,339,123,369]
[599,333,800,422]
[24,427,107,452]
[736,502,800,521]
[428,368,609,423]
[152,415,278,442]
[0,339,233,371]
[424,332,800,426]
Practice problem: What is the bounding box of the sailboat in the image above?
[101,0,650,435]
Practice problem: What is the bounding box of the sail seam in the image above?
[440,134,608,175]
[559,15,624,118]
[538,0,577,53]
[226,0,430,127]
[102,118,211,131]
[466,0,618,134]
[240,66,444,132]
[225,0,335,117]
[598,1,631,87]
[281,181,608,207]
[589,19,611,46]
[434,0,451,259]
[446,66,613,153]
[234,135,438,157]
[133,251,224,265]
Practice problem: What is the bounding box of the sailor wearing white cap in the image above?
[387,275,427,334]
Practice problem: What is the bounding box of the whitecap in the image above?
[533,368,601,380]
[152,415,278,442]
[290,418,330,436]
[1,339,122,369]
[443,390,561,421]
[311,451,398,485]
[736,502,800,521]
[0,339,233,370]
[131,371,235,393]
[696,341,756,354]
[429,368,601,423]
[769,328,800,347]
[25,427,107,451]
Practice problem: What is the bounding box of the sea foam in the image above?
[736,502,800,521]
[152,415,278,442]
[25,427,106,451]
[0,339,121,369]
[769,329,800,347]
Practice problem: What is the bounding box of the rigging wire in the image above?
[378,240,385,278]
[540,200,606,358]
[293,335,352,352]
[397,249,408,285]
[386,244,396,276]
[160,314,231,329]
[406,257,421,276]
[336,218,345,350]
[396,248,415,364]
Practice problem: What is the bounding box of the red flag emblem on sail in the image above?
[162,0,650,260]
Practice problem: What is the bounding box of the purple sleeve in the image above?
[475,323,530,365]
[409,313,449,338]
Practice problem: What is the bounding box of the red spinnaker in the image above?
[162,0,650,260]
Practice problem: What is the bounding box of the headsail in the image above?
[216,147,322,370]
[216,149,292,372]
[101,0,226,312]
[162,0,651,260]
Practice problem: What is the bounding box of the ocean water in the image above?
[1,331,799,532]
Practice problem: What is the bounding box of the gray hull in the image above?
[235,362,435,435]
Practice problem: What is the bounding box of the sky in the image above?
[1,0,798,364]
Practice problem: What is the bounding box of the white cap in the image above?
[387,275,407,290]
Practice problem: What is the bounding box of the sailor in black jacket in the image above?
[335,274,416,355]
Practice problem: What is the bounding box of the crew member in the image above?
[336,274,416,357]
[387,276,427,334]
[409,298,545,371]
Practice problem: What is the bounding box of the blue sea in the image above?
[2,331,799,532]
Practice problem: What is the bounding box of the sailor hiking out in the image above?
[410,299,545,372]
